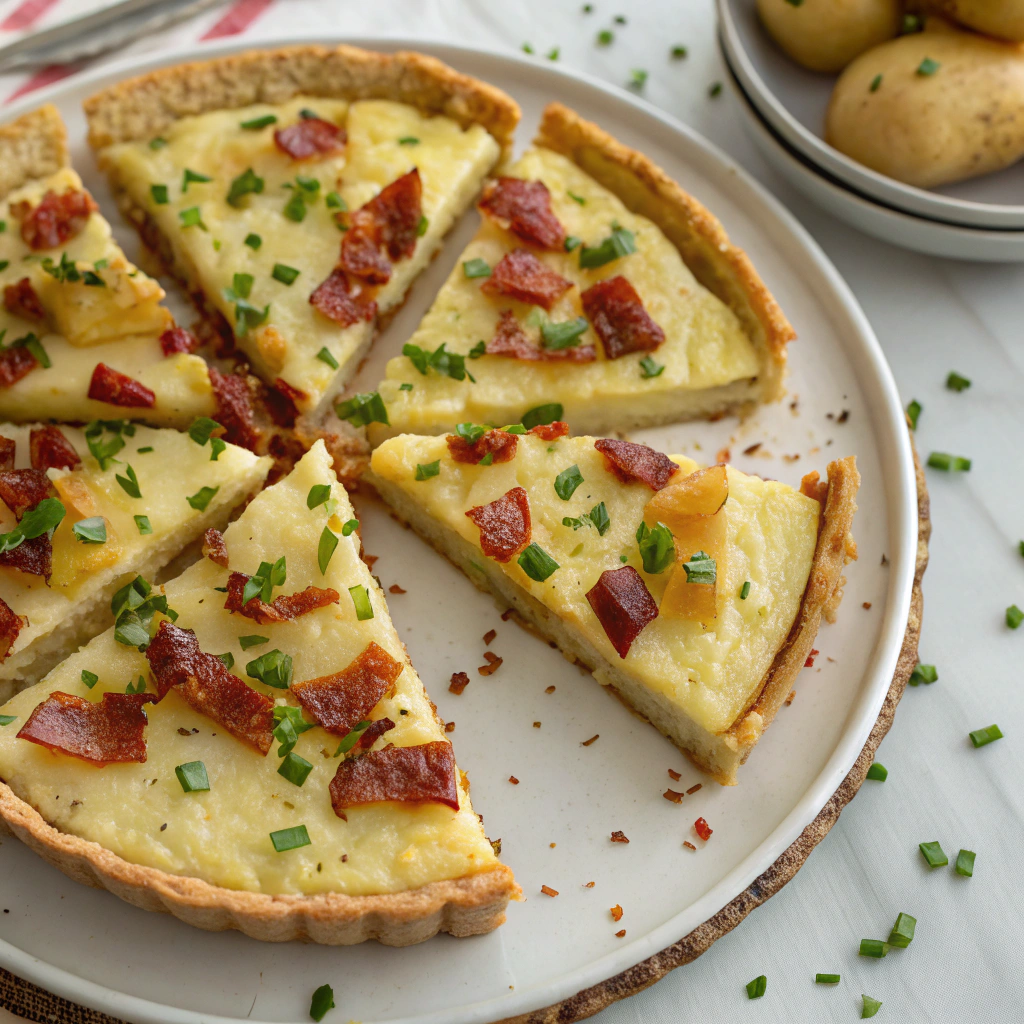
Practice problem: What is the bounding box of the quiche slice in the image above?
[372,103,792,440]
[0,441,517,944]
[0,420,270,699]
[84,45,520,423]
[367,426,859,784]
[0,106,218,427]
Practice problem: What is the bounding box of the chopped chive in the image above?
[149,137,167,149]
[349,585,374,620]
[946,371,971,392]
[564,235,582,251]
[278,752,314,787]
[182,168,212,192]
[919,840,948,867]
[316,347,339,369]
[150,184,169,205]
[136,446,154,453]
[209,438,226,461]
[969,724,1003,748]
[522,42,534,54]
[682,549,716,584]
[179,206,207,230]
[341,518,359,536]
[745,975,766,999]
[579,227,635,269]
[307,484,331,509]
[333,720,371,757]
[456,422,486,444]
[955,849,976,877]
[522,403,563,429]
[639,355,664,378]
[541,317,588,350]
[188,416,221,445]
[636,521,675,574]
[398,136,419,145]
[232,272,254,299]
[187,486,219,512]
[325,191,345,210]
[81,670,99,689]
[858,939,888,958]
[628,69,648,90]
[479,452,494,466]
[862,995,882,1019]
[463,258,492,279]
[238,634,269,650]
[284,191,307,222]
[739,581,751,600]
[547,47,560,61]
[554,464,584,500]
[72,516,106,544]
[175,761,210,793]
[335,391,389,427]
[917,57,940,76]
[866,762,887,781]
[272,263,300,285]
[0,715,16,727]
[244,232,262,250]
[815,974,840,984]
[614,14,626,22]
[415,460,440,481]
[888,912,916,948]
[870,73,883,92]
[597,29,614,45]
[240,114,277,130]
[568,191,586,205]
[709,81,723,97]
[1006,604,1023,629]
[318,526,338,575]
[671,44,688,59]
[909,662,937,686]
[246,649,293,689]
[299,108,320,120]
[399,382,413,391]
[310,983,335,1022]
[906,398,921,430]
[225,167,265,208]
[518,543,559,582]
[115,464,142,499]
[417,214,429,236]
[270,825,310,852]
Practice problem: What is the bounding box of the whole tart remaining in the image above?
[367,426,859,784]
[0,106,218,427]
[370,102,792,440]
[83,45,521,424]
[0,440,517,945]
[0,420,270,699]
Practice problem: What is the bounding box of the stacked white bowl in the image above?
[717,0,1024,261]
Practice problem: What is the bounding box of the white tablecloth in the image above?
[0,2,1021,1022]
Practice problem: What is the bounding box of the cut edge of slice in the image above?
[365,453,859,785]
[0,105,69,201]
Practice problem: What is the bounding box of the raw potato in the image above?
[914,1,1024,43]
[826,27,1024,187]
[757,0,903,73]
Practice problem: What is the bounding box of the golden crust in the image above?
[0,105,70,201]
[0,782,517,945]
[534,102,794,406]
[83,44,520,156]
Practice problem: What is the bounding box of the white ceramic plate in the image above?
[722,48,1024,262]
[718,0,1024,230]
[0,37,917,1024]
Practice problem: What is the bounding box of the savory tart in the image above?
[0,420,270,699]
[84,45,520,423]
[0,441,517,944]
[367,425,859,784]
[371,102,792,440]
[0,106,217,427]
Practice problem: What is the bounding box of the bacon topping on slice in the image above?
[0,438,14,472]
[466,486,532,563]
[479,178,566,251]
[446,427,519,466]
[586,566,659,659]
[264,377,307,429]
[355,717,396,750]
[329,740,460,814]
[145,621,274,755]
[0,596,24,662]
[202,528,229,567]
[0,535,51,579]
[274,117,346,159]
[208,367,260,451]
[4,278,45,321]
[481,249,573,310]
[580,276,665,359]
[0,345,39,389]
[338,228,392,285]
[224,572,339,625]
[594,438,678,491]
[17,691,154,764]
[485,309,596,363]
[292,641,404,735]
[530,421,570,441]
[309,268,377,328]
[159,326,201,356]
[87,363,156,409]
[0,468,52,517]
[15,188,98,250]
[340,169,423,284]
[30,426,80,472]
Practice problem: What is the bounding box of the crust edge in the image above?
[0,105,70,201]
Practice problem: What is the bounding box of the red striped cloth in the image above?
[1,0,62,32]
[201,0,272,40]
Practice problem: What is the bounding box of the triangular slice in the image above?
[371,102,792,439]
[0,420,270,698]
[0,106,218,427]
[84,45,520,423]
[368,426,859,784]
[0,441,516,944]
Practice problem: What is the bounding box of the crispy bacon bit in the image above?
[545,685,556,693]
[444,721,455,733]
[309,268,377,327]
[0,344,38,389]
[340,169,423,285]
[0,596,24,661]
[586,566,659,659]
[694,817,713,842]
[16,188,97,250]
[338,227,391,284]
[481,249,573,310]
[328,740,460,813]
[273,117,345,159]
[389,584,406,594]
[449,671,470,695]
[0,468,52,517]
[509,775,519,785]
[594,438,678,491]
[362,553,378,571]
[17,691,154,764]
[30,426,80,472]
[805,648,819,668]
[478,652,503,676]
[610,830,630,844]
[145,621,274,754]
[663,789,684,804]
[610,905,624,922]
[687,783,702,795]
[446,426,519,466]
[0,438,14,472]
[0,535,51,578]
[615,929,626,938]
[224,572,339,625]
[585,881,595,888]
[466,486,532,563]
[356,716,396,750]
[581,734,599,746]
[479,178,566,251]
[4,278,45,321]
[292,641,403,735]
[202,528,229,567]
[208,367,260,451]
[87,363,155,408]
[160,326,201,356]
[501,608,515,621]
[485,309,596,363]
[533,721,541,728]
[667,768,682,781]
[581,276,665,359]
[744,442,763,456]
[265,377,307,428]
[540,885,559,897]
[483,629,497,645]
[529,421,570,441]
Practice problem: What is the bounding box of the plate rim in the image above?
[0,33,919,1024]
[716,0,1024,229]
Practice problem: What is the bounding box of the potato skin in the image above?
[757,0,903,73]
[825,28,1024,187]
[915,1,1024,43]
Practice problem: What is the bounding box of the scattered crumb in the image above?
[805,648,819,668]
[444,721,455,733]
[716,447,731,463]
[782,453,800,463]
[490,838,502,856]
[863,601,872,610]
[581,734,600,746]
[837,410,850,424]
[667,768,682,781]
[743,442,762,455]
[509,775,520,785]
[501,608,515,621]
[449,671,470,695]
[663,789,684,804]
[362,554,378,570]
[541,885,558,897]
[550,842,556,848]
[615,929,626,938]
[545,685,556,694]
[683,841,697,851]
[610,904,623,922]
[388,584,406,594]
[533,721,541,728]
[177,727,191,737]
[479,652,503,675]
[610,830,630,844]
[881,553,889,566]
[686,783,702,795]
[827,656,836,663]
[483,628,497,645]
[341,854,348,862]
[694,817,713,842]
[160,823,167,832]
[785,690,796,706]
[585,881,595,888]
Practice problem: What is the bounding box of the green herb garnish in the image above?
[815,974,840,984]
[870,73,883,92]
[636,521,675,574]
[866,762,887,781]
[182,168,212,192]
[244,232,262,250]
[969,724,1003,748]
[349,585,374,620]
[270,825,310,852]
[522,403,563,429]
[178,206,207,230]
[541,317,588,350]
[858,939,888,958]
[238,635,269,650]
[1006,604,1022,629]
[906,399,921,429]
[554,464,584,500]
[579,227,636,269]
[307,484,332,509]
[309,984,335,1022]
[402,341,474,382]
[187,486,219,512]
[115,464,142,499]
[317,526,338,575]
[518,543,559,582]
[862,995,882,1019]
[81,670,99,689]
[316,346,339,369]
[150,184,169,205]
[745,976,766,999]
[335,391,389,427]
[415,460,440,481]
[247,649,293,689]
[240,114,277,130]
[278,752,314,787]
[917,57,940,76]
[887,912,916,948]
[927,451,970,472]
[919,840,948,867]
[909,662,937,686]
[463,258,492,279]
[639,355,664,378]
[175,761,210,793]
[272,263,300,285]
[72,517,106,544]
[955,849,976,877]
[946,371,971,392]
